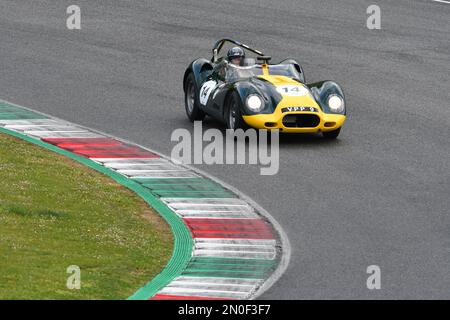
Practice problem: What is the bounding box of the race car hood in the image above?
[257,75,319,108]
[233,74,322,115]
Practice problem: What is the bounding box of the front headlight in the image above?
[246,94,263,112]
[327,95,345,113]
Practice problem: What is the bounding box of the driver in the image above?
[227,47,245,66]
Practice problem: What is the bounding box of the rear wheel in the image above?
[184,73,205,121]
[225,92,248,130]
[322,128,341,139]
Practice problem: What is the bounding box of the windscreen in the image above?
[225,64,301,81]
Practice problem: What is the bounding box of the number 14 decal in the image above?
[276,85,309,96]
[199,80,217,106]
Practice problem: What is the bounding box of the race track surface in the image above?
[0,0,449,299]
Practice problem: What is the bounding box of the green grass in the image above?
[0,133,173,299]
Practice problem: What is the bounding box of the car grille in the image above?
[282,114,320,128]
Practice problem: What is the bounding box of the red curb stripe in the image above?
[188,225,271,232]
[183,218,275,239]
[184,218,269,224]
[58,141,124,148]
[191,232,274,239]
[58,142,122,148]
[190,229,271,234]
[184,218,269,227]
[184,218,273,231]
[151,294,234,300]
[72,150,158,158]
[85,153,158,159]
[41,137,160,159]
[71,147,142,153]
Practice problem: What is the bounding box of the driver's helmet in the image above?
[227,47,245,66]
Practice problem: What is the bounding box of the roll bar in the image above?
[212,38,264,62]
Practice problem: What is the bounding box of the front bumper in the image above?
[242,112,346,133]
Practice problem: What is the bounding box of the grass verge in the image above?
[0,132,173,299]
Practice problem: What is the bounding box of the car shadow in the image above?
[199,117,341,147]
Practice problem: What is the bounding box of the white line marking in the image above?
[158,287,250,298]
[104,162,174,169]
[193,250,276,259]
[195,243,276,250]
[164,283,257,294]
[24,130,87,134]
[162,198,249,205]
[175,276,262,285]
[93,158,166,164]
[5,125,82,131]
[195,238,276,245]
[175,211,259,218]
[25,131,105,138]
[169,281,255,288]
[128,171,199,178]
[432,0,450,4]
[0,119,67,125]
[118,168,184,174]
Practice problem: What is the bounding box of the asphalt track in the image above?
[1,0,449,299]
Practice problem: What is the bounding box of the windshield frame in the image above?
[224,63,301,81]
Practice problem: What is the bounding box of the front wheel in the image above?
[184,73,205,121]
[225,92,249,130]
[322,128,341,139]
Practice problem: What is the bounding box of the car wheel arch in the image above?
[184,59,214,92]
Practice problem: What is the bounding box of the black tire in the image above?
[322,127,341,139]
[184,73,206,121]
[225,92,249,130]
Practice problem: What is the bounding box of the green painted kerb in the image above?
[0,102,49,119]
[0,126,193,300]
